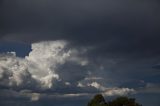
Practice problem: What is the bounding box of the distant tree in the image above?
[87,94,142,106]
[88,94,108,106]
[109,96,142,106]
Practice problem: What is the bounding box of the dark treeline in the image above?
[88,94,142,106]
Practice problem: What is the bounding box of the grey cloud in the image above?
[1,0,160,59]
[137,83,160,94]
[152,64,160,70]
[1,0,160,42]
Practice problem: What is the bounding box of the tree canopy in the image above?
[88,94,142,106]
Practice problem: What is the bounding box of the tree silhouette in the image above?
[109,96,142,106]
[87,94,142,106]
[88,94,108,106]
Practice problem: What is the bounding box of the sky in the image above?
[0,0,160,106]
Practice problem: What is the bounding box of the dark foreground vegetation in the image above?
[88,94,142,106]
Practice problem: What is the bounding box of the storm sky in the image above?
[0,0,160,106]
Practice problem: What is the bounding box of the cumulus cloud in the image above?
[0,52,36,89]
[103,88,136,96]
[87,82,106,91]
[25,40,71,89]
[0,40,89,90]
[0,40,136,99]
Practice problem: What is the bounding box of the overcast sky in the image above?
[0,0,160,106]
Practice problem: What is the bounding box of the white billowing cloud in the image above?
[26,40,90,89]
[88,82,106,91]
[0,40,89,90]
[25,41,71,89]
[77,82,85,87]
[103,88,136,96]
[0,40,136,98]
[65,82,71,86]
[0,52,35,88]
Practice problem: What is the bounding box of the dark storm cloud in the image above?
[152,64,160,70]
[1,0,160,58]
